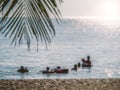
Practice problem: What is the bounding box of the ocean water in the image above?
[0,17,120,79]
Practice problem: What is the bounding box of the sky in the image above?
[60,0,120,18]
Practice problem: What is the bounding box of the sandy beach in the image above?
[0,78,120,90]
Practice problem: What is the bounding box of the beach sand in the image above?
[0,78,120,90]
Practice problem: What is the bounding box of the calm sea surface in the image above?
[0,18,120,79]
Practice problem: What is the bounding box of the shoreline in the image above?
[0,78,120,90]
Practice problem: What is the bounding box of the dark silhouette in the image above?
[17,66,29,73]
[54,66,69,74]
[81,58,86,65]
[42,66,69,74]
[86,56,91,65]
[42,67,54,74]
[78,63,81,67]
[46,67,50,72]
[71,64,77,71]
[82,56,92,68]
[20,66,24,70]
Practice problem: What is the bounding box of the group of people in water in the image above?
[72,56,92,71]
[17,66,29,73]
[17,56,92,74]
[42,66,69,74]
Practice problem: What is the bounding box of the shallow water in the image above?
[0,18,120,79]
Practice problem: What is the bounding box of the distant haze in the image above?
[60,0,120,17]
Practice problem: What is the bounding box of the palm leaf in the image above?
[0,0,62,50]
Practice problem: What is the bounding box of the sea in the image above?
[0,17,120,79]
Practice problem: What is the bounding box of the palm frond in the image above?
[0,0,62,50]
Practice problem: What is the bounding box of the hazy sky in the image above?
[60,0,120,17]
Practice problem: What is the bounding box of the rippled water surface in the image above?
[0,18,120,79]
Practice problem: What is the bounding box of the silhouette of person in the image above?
[72,64,77,71]
[78,63,81,67]
[46,67,50,72]
[86,56,91,65]
[20,66,24,70]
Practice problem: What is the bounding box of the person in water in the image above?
[81,56,92,66]
[54,66,63,73]
[78,62,81,67]
[71,64,77,71]
[86,56,91,65]
[81,58,87,65]
[20,66,24,70]
[46,67,50,72]
[56,66,62,71]
[18,66,28,72]
[55,66,69,73]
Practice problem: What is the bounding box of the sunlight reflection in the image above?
[102,1,118,16]
[104,69,113,77]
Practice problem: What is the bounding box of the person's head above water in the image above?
[57,66,61,69]
[20,66,24,69]
[81,58,85,62]
[46,67,50,71]
[87,56,90,60]
[74,64,77,68]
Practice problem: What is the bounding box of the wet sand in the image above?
[0,78,120,90]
